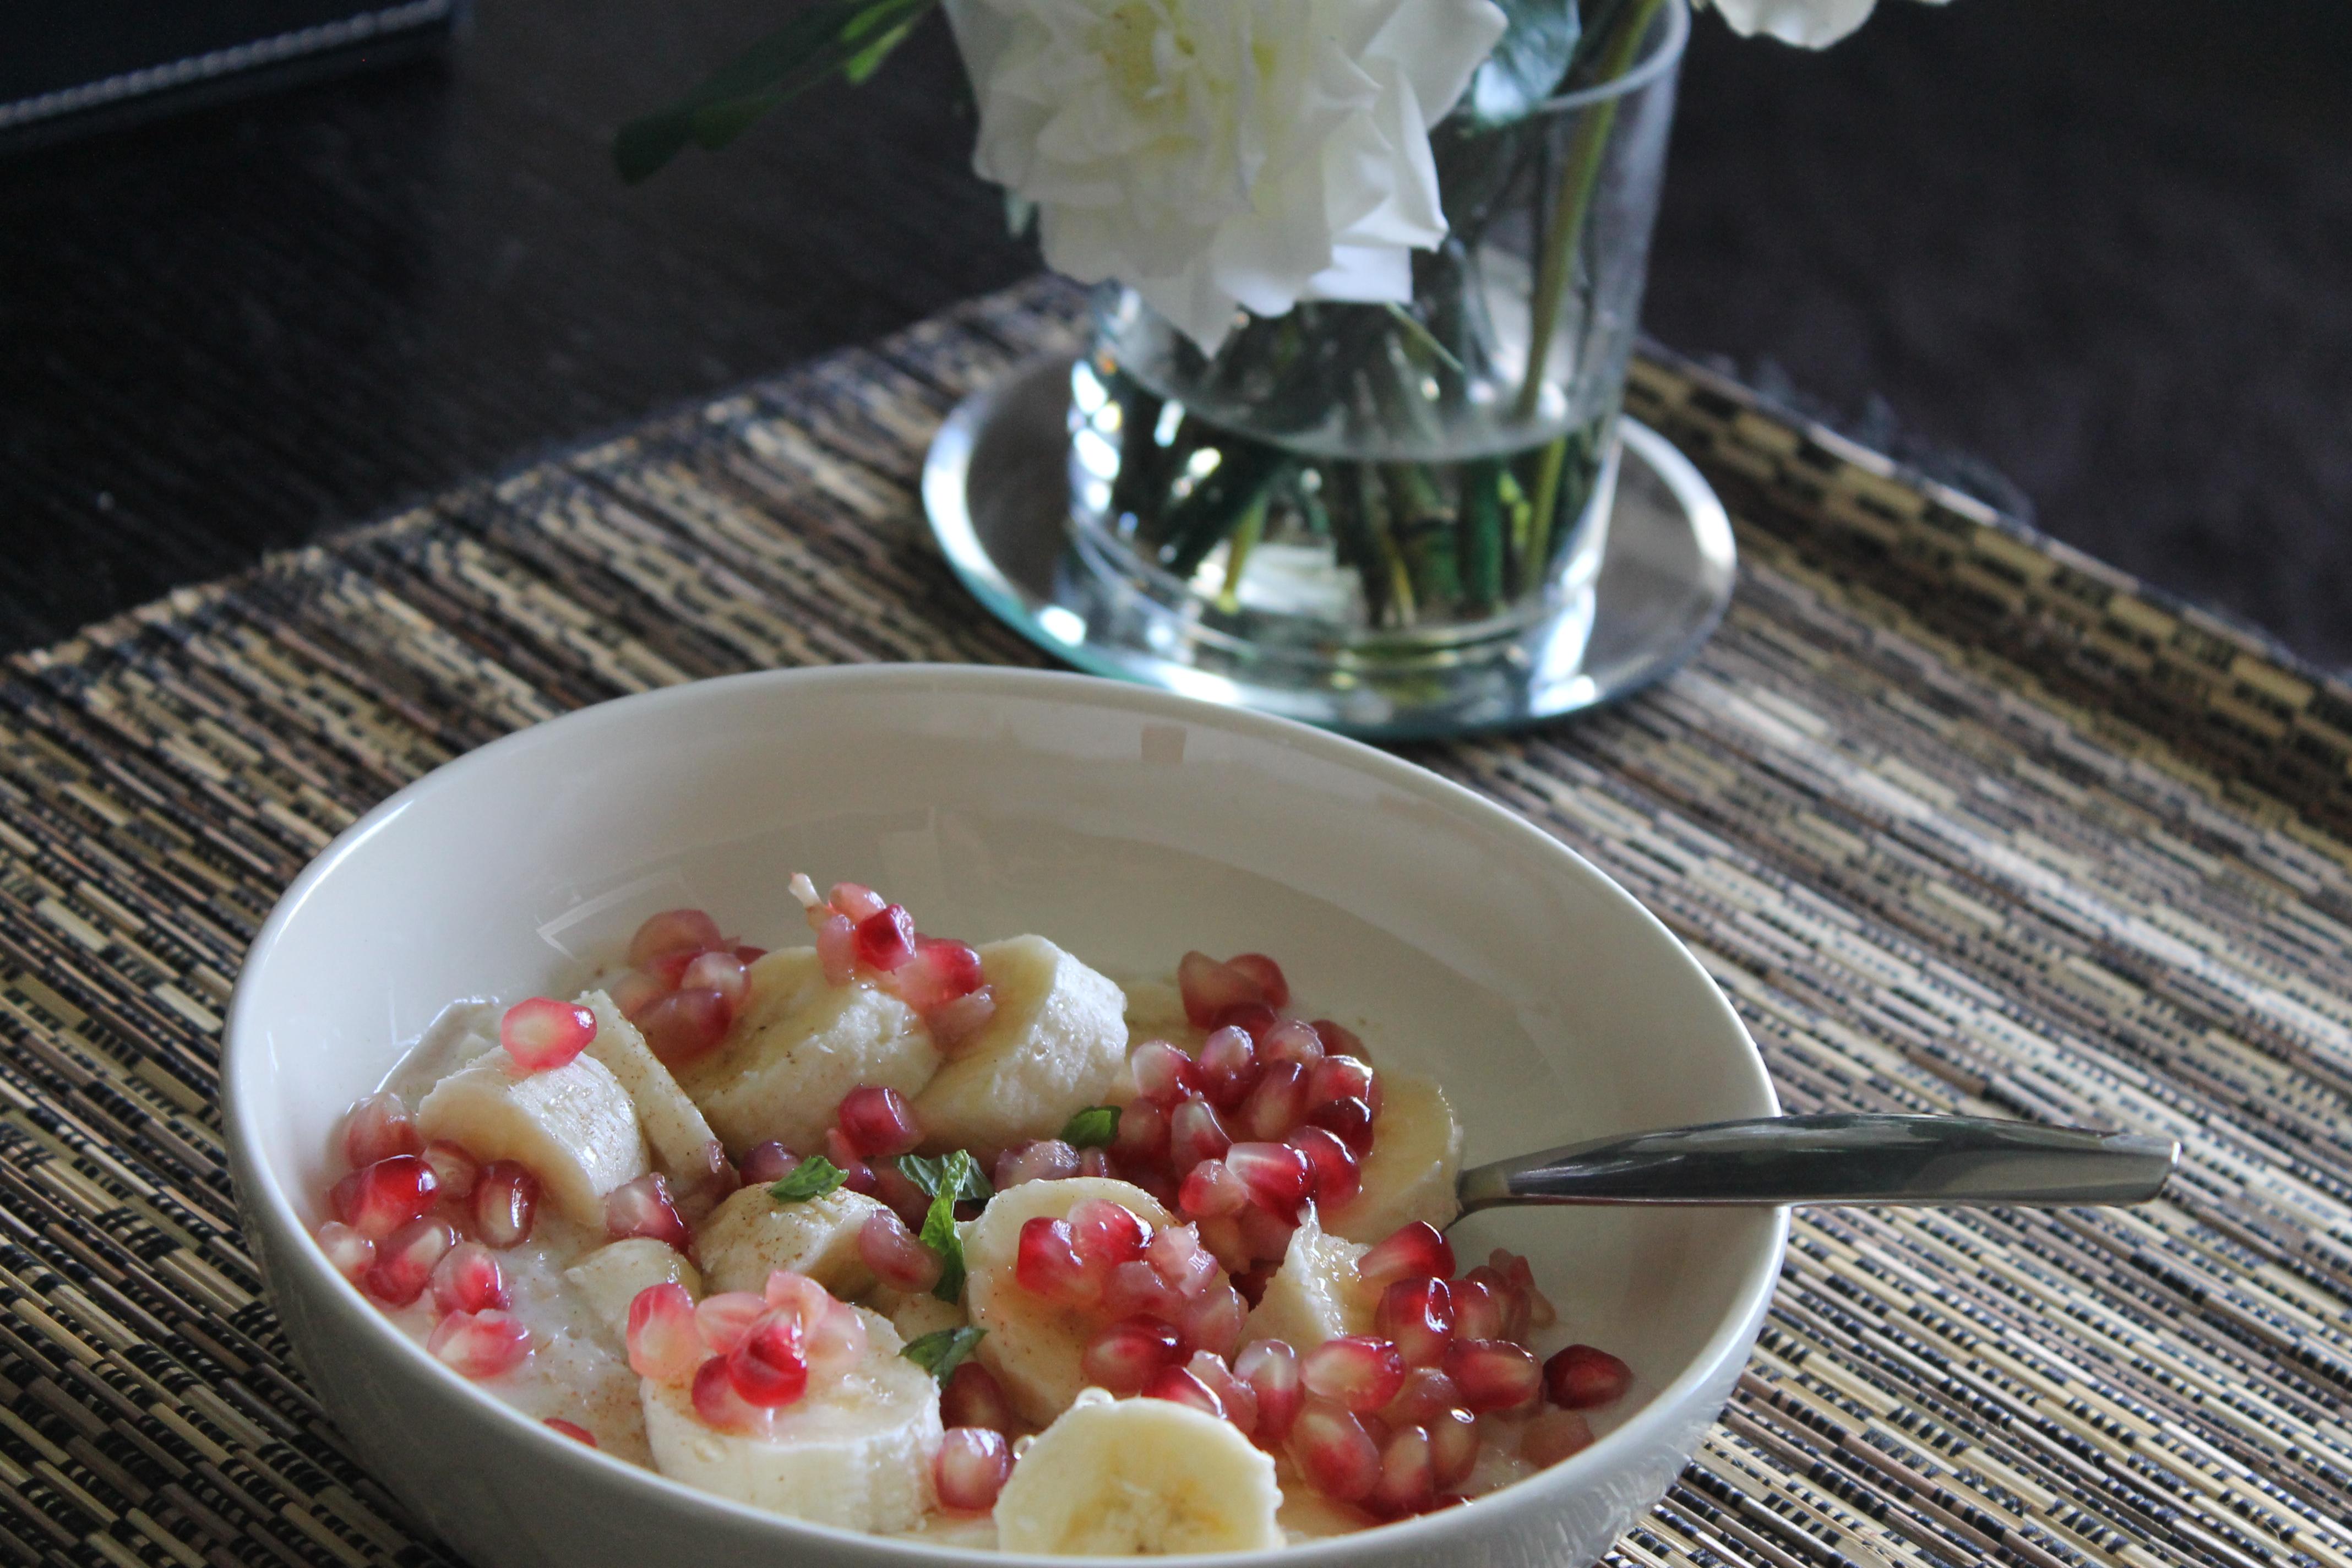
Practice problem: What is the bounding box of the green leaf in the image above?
[896,1151,994,1206]
[1059,1106,1121,1148]
[1467,0,1582,128]
[900,1325,986,1381]
[769,1156,848,1202]
[920,1150,979,1303]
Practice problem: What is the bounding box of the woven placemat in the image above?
[6,273,2352,1568]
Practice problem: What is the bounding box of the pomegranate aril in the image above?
[1310,1019,1366,1058]
[1169,1097,1234,1170]
[926,986,998,1054]
[1450,1275,1506,1342]
[741,1141,799,1185]
[1106,1259,1181,1320]
[429,1240,509,1314]
[605,1173,690,1249]
[697,1291,773,1354]
[1259,1019,1325,1069]
[839,1157,879,1197]
[1430,1406,1479,1485]
[1188,1350,1258,1435]
[854,905,917,971]
[1377,1277,1455,1368]
[635,988,733,1066]
[1212,1002,1278,1044]
[805,1300,869,1381]
[1082,1315,1183,1394]
[828,882,888,921]
[1495,1249,1559,1330]
[1225,1141,1312,1218]
[1178,1158,1251,1219]
[1444,1338,1543,1413]
[1145,1364,1226,1419]
[1287,1126,1361,1208]
[1235,1339,1303,1442]
[726,1313,811,1407]
[1196,1215,1250,1273]
[837,1085,924,1159]
[646,948,701,987]
[1068,1198,1150,1266]
[941,1361,1014,1433]
[859,1209,944,1293]
[1544,1343,1633,1409]
[733,945,766,965]
[1292,1397,1380,1501]
[872,1162,932,1228]
[1130,1039,1201,1106]
[692,1355,774,1435]
[1234,1201,1296,1266]
[1239,1061,1308,1141]
[897,937,984,1012]
[1306,1096,1374,1154]
[679,950,749,1009]
[1225,954,1291,1009]
[1302,1335,1407,1413]
[331,1155,439,1240]
[315,1221,373,1283]
[1178,951,1265,1028]
[363,1215,455,1306]
[1520,1406,1596,1466]
[609,967,669,1020]
[1112,1100,1170,1166]
[934,1427,1013,1511]
[500,997,597,1072]
[629,908,725,967]
[1175,1282,1248,1358]
[994,1138,1080,1189]
[428,1309,531,1379]
[1356,1222,1454,1290]
[1077,1147,1115,1179]
[1369,1424,1436,1518]
[545,1418,597,1447]
[627,1282,704,1383]
[1014,1217,1098,1305]
[1305,1054,1378,1112]
[1233,1262,1276,1306]
[764,1268,836,1327]
[1146,1222,1221,1297]
[341,1092,422,1169]
[1384,1366,1466,1428]
[1197,1026,1259,1109]
[815,912,858,986]
[420,1140,479,1201]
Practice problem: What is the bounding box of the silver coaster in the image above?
[922,355,1735,739]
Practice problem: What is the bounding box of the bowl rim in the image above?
[224,662,1788,1565]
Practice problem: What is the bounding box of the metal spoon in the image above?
[1456,1113,2178,1213]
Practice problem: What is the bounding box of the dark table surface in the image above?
[4,0,2348,665]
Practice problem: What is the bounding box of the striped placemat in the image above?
[6,273,2352,1568]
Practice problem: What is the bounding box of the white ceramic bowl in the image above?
[225,665,1784,1568]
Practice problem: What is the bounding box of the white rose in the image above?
[1699,0,1947,50]
[944,0,1509,352]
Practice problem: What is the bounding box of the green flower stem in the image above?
[1462,458,1506,609]
[1520,436,1571,595]
[1158,442,1288,580]
[1108,388,1167,524]
[1216,493,1268,613]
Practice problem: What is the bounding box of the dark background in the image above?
[3,0,2346,663]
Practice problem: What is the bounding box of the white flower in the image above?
[944,0,1508,352]
[1698,0,1946,50]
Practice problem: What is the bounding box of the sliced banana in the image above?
[578,990,726,1192]
[641,1307,940,1533]
[415,1047,650,1227]
[695,1183,887,1299]
[1243,1210,1371,1352]
[993,1389,1283,1554]
[566,1238,702,1342]
[1321,1069,1463,1243]
[676,948,940,1156]
[913,936,1128,1152]
[962,1177,1174,1427]
[1277,1482,1374,1542]
[870,1285,967,1344]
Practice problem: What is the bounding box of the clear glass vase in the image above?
[1066,0,1687,669]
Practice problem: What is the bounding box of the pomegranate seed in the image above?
[1197,1026,1259,1109]
[429,1240,509,1314]
[1178,951,1264,1028]
[726,1313,810,1407]
[1224,1142,1311,1218]
[1430,1406,1479,1485]
[1131,1039,1200,1106]
[995,1139,1080,1188]
[1069,1199,1150,1267]
[635,989,733,1066]
[629,908,724,967]
[609,968,669,1019]
[1212,1003,1279,1044]
[1463,1263,1532,1343]
[815,912,858,986]
[363,1215,454,1306]
[1305,1054,1378,1112]
[1237,1340,1303,1442]
[1544,1344,1633,1409]
[468,1161,536,1244]
[1495,1250,1559,1330]
[605,1173,690,1249]
[679,950,749,1009]
[859,1210,944,1293]
[872,1162,932,1228]
[1178,1158,1251,1219]
[839,1157,879,1197]
[741,1141,799,1185]
[1078,1147,1115,1179]
[1385,1366,1466,1427]
[926,986,998,1054]
[645,948,701,988]
[697,1292,771,1354]
[627,1282,703,1383]
[733,944,766,964]
[829,882,888,922]
[1235,1202,1296,1265]
[941,1361,1014,1432]
[1302,1336,1407,1413]
[1287,1126,1361,1208]
[1112,1101,1171,1166]
[1357,1222,1454,1289]
[1450,1276,1506,1342]
[1239,1061,1308,1140]
[934,1427,1013,1511]
[341,1092,422,1168]
[1146,1223,1221,1297]
[1125,1166,1180,1212]
[1368,1423,1436,1517]
[1307,1097,1375,1153]
[1310,1020,1365,1058]
[1233,1262,1276,1306]
[1169,1097,1234,1170]
[428,1309,531,1379]
[315,1221,373,1283]
[420,1140,478,1200]
[837,1085,923,1159]
[854,905,917,971]
[1521,1406,1597,1466]
[1082,1316,1183,1394]
[1146,1364,1226,1419]
[1444,1338,1543,1412]
[805,1299,869,1382]
[1188,1350,1258,1435]
[896,937,985,1012]
[331,1155,438,1240]
[1196,1215,1250,1273]
[692,1354,773,1434]
[764,1268,836,1327]
[1259,1019,1325,1069]
[1378,1278,1455,1368]
[1226,954,1290,1009]
[1014,1217,1098,1305]
[500,997,597,1072]
[544,1418,597,1447]
[1292,1397,1380,1501]
[1175,1282,1248,1358]
[1105,1259,1182,1320]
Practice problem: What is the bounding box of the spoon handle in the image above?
[1455,1113,2179,1212]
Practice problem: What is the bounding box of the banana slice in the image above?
[1243,1210,1371,1352]
[962,1177,1173,1427]
[1278,1482,1374,1542]
[578,990,727,1195]
[415,1047,650,1227]
[913,937,1128,1152]
[566,1238,702,1342]
[641,1307,940,1533]
[695,1183,888,1299]
[1321,1069,1464,1243]
[993,1389,1282,1554]
[676,949,940,1156]
[870,1286,967,1344]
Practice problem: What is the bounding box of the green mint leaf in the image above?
[896,1152,993,1206]
[920,1150,977,1303]
[769,1156,847,1202]
[1059,1106,1121,1148]
[900,1325,986,1381]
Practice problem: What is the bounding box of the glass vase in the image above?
[1066,0,1687,671]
